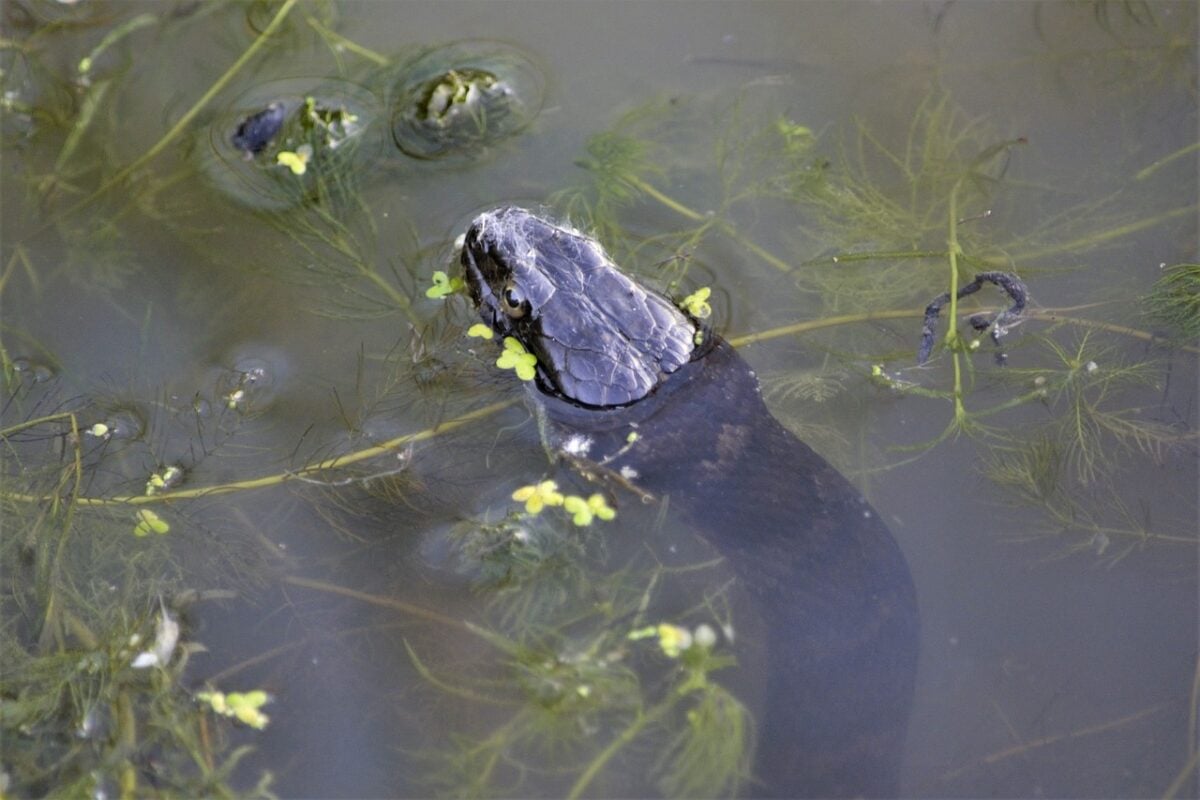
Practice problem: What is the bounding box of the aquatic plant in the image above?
[0,1,1194,797]
[1144,262,1200,340]
[389,41,546,161]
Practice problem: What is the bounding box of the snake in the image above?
[460,206,919,797]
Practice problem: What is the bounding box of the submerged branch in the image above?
[2,399,517,507]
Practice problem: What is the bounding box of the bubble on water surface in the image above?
[10,356,56,383]
[205,346,290,415]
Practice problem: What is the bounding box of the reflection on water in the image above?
[1,1,1196,798]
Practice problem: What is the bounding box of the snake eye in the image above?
[500,281,528,318]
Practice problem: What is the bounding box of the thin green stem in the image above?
[1189,652,1200,758]
[729,309,920,348]
[2,399,515,507]
[45,0,300,228]
[40,412,84,650]
[1136,141,1200,182]
[4,308,1192,509]
[567,693,680,800]
[627,175,707,222]
[1161,746,1200,800]
[804,249,948,266]
[403,639,514,706]
[282,576,468,630]
[629,175,799,272]
[945,180,968,423]
[306,16,389,66]
[719,221,792,272]
[937,703,1167,785]
[1011,204,1197,263]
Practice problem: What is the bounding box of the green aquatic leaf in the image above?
[275,145,312,175]
[466,323,495,339]
[132,508,170,537]
[496,337,537,381]
[197,689,271,730]
[679,286,712,319]
[426,270,466,299]
[561,493,615,526]
[511,480,564,514]
[1143,262,1200,339]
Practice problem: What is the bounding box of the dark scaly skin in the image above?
[462,206,694,407]
[231,101,286,155]
[462,207,919,797]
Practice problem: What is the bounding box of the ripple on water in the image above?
[203,346,290,416]
[388,40,546,161]
[199,77,384,211]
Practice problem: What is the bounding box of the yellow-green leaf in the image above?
[427,270,466,299]
[466,323,495,339]
[496,337,538,381]
[197,688,271,730]
[276,144,312,175]
[680,286,712,319]
[656,623,693,658]
[562,495,593,526]
[512,480,564,514]
[587,493,616,521]
[133,509,169,537]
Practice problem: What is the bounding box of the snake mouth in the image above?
[459,222,507,334]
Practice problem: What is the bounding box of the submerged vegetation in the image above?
[551,61,1198,566]
[1,0,1196,797]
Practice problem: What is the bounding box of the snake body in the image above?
[462,207,919,797]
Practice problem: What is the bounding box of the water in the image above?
[2,1,1196,797]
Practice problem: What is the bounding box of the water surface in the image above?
[1,1,1196,797]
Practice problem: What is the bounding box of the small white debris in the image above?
[130,652,159,669]
[560,433,592,457]
[693,624,718,649]
[131,603,180,670]
[619,465,639,480]
[1085,361,1098,373]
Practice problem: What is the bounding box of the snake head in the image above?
[461,207,696,408]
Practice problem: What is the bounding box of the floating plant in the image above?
[200,77,383,210]
[389,40,545,161]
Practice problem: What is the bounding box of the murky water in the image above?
[2,1,1196,798]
